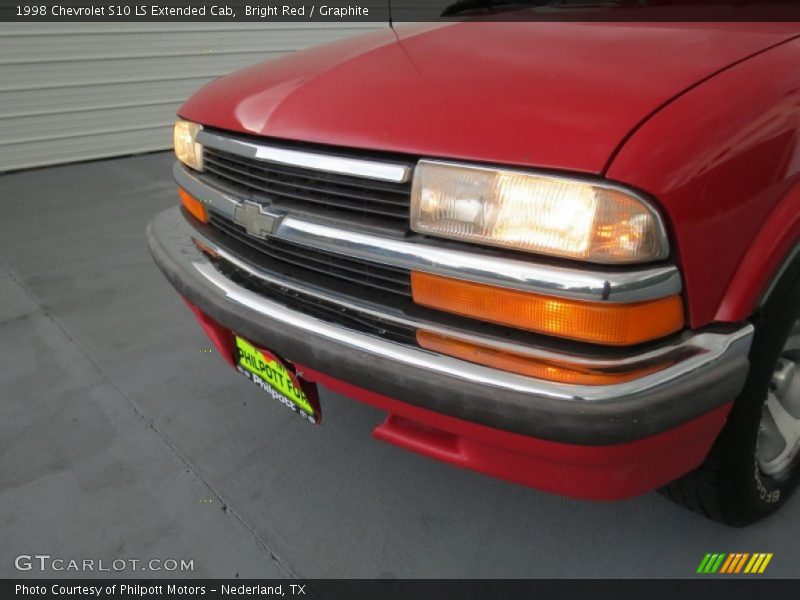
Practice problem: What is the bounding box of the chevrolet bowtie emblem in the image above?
[234,201,284,239]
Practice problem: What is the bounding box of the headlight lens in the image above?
[173,120,204,171]
[410,160,668,264]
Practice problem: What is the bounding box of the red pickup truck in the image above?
[148,20,800,526]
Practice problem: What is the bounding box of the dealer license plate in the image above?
[234,335,319,424]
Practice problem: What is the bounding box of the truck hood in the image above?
[179,21,797,174]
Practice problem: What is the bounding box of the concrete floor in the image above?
[1,152,798,579]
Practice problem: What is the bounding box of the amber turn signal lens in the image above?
[411,272,684,346]
[179,187,208,224]
[416,331,667,385]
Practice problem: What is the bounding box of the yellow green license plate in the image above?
[234,335,319,424]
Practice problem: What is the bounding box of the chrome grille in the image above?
[203,146,411,227]
[208,213,412,299]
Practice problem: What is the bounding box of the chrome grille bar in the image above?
[197,129,413,183]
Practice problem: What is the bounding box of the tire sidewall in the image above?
[717,257,800,525]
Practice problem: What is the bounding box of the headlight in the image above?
[173,120,204,171]
[410,160,668,264]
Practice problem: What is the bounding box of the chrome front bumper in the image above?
[148,207,754,445]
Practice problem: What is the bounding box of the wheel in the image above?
[661,256,800,526]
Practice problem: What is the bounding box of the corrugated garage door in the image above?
[0,22,385,172]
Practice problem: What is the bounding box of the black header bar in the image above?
[5,579,800,600]
[2,1,800,22]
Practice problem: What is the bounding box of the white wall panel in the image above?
[0,23,385,171]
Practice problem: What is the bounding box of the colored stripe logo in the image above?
[697,553,773,574]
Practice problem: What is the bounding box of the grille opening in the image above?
[215,258,416,345]
[203,147,412,230]
[208,213,412,299]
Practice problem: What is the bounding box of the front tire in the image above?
[662,256,800,526]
